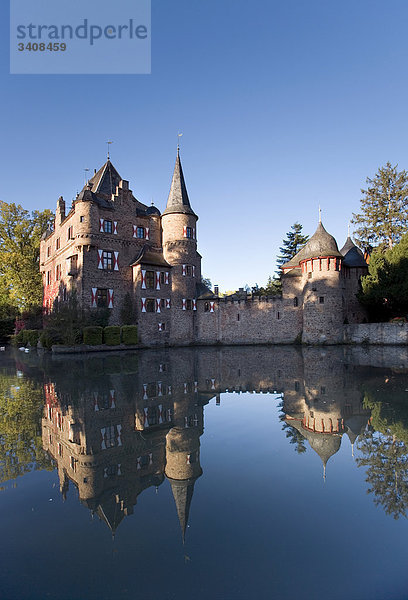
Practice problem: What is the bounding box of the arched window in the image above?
[293,297,298,307]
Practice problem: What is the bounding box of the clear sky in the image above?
[1,0,408,291]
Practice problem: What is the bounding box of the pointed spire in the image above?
[163,150,196,216]
[169,478,197,543]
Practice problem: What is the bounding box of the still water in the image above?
[1,345,408,600]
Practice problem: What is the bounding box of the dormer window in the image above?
[185,227,193,239]
[137,227,145,238]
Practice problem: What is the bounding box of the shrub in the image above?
[39,328,63,350]
[22,330,39,346]
[11,330,25,346]
[0,317,16,344]
[83,326,103,345]
[103,326,121,345]
[121,325,138,345]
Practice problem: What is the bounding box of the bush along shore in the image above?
[11,325,138,352]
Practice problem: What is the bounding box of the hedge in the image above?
[23,330,40,346]
[103,326,121,346]
[121,325,138,345]
[83,326,103,345]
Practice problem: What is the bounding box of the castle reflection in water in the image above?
[39,345,408,536]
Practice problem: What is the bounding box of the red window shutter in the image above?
[192,266,196,278]
[97,249,103,269]
[113,252,119,271]
[156,272,160,290]
[156,299,161,313]
[141,298,146,312]
[141,270,146,289]
[183,226,187,237]
[133,225,137,238]
[99,218,104,232]
[145,227,150,240]
[182,298,186,310]
[91,288,97,307]
[182,264,186,276]
[108,289,114,309]
[113,221,118,234]
[210,301,215,313]
[193,299,197,311]
[166,298,171,309]
[165,272,169,284]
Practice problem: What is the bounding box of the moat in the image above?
[1,345,408,600]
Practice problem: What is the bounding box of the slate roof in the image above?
[168,476,199,543]
[196,282,215,299]
[88,159,122,197]
[340,237,368,268]
[130,246,172,268]
[162,149,196,217]
[282,221,342,270]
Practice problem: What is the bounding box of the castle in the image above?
[40,150,368,345]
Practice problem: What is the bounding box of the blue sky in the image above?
[1,0,408,291]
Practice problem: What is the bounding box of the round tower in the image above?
[165,391,203,542]
[298,219,344,344]
[340,235,368,324]
[161,149,201,343]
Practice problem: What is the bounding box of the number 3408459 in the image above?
[18,42,67,51]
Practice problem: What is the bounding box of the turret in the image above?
[340,235,368,324]
[161,149,202,343]
[282,218,344,344]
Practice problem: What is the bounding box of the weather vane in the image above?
[177,132,183,151]
[106,140,113,160]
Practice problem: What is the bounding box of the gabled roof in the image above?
[88,159,122,197]
[282,221,342,270]
[340,237,368,268]
[162,149,196,217]
[130,246,172,268]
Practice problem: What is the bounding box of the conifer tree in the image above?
[352,162,408,252]
[276,222,309,274]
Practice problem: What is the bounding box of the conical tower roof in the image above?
[340,236,368,268]
[282,221,342,270]
[169,477,198,543]
[162,149,196,217]
[289,420,342,466]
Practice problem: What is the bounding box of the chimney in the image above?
[214,285,219,296]
[56,196,66,224]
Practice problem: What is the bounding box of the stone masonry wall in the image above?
[344,323,408,345]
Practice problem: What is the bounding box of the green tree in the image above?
[0,202,54,309]
[120,292,134,325]
[357,429,408,519]
[359,233,408,320]
[276,222,309,274]
[352,162,408,252]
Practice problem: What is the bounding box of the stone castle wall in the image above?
[344,323,408,345]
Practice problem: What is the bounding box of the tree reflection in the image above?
[0,372,53,484]
[357,429,408,519]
